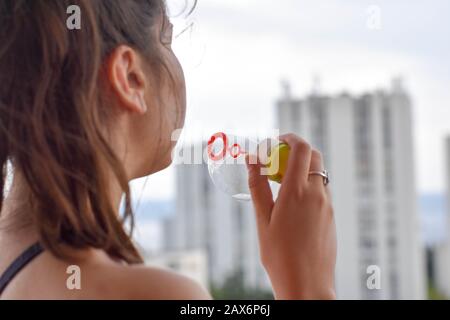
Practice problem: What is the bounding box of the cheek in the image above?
[147,49,186,163]
[167,50,187,130]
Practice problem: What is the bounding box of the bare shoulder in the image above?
[0,244,211,300]
[99,264,212,300]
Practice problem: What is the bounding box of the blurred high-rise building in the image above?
[432,136,450,298]
[277,79,426,299]
[163,147,271,291]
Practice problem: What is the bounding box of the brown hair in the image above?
[0,0,176,264]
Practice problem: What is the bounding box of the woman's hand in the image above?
[246,134,336,300]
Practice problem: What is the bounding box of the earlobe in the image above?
[136,94,148,114]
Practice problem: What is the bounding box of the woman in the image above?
[0,0,336,299]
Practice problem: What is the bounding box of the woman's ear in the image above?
[106,45,148,115]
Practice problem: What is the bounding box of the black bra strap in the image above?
[0,242,44,295]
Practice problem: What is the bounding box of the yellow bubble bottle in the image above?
[266,143,290,184]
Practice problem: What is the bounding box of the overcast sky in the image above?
[131,0,450,203]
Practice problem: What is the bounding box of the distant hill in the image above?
[129,194,446,247]
[420,193,447,245]
[133,198,174,222]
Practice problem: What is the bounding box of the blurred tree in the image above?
[428,285,448,300]
[210,270,274,300]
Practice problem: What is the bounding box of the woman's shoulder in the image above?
[102,263,212,300]
[51,247,212,300]
[2,246,211,300]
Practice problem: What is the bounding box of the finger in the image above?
[246,154,274,228]
[278,134,312,186]
[308,149,326,189]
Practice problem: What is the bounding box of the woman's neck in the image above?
[1,168,124,223]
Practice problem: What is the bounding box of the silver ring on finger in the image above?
[309,170,330,186]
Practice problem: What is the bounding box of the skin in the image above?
[0,13,336,300]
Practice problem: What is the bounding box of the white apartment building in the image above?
[277,79,425,299]
[433,136,450,298]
